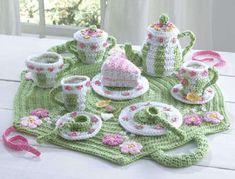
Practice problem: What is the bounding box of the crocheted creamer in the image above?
[125,13,196,77]
[101,51,141,88]
[67,25,116,64]
[13,41,229,168]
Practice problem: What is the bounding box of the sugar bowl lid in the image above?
[148,14,179,36]
[74,25,108,43]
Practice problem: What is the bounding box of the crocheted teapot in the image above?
[125,14,196,77]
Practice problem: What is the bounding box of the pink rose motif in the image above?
[27,64,34,70]
[90,44,97,50]
[102,133,124,146]
[69,132,77,137]
[203,111,224,124]
[207,89,213,93]
[95,80,101,86]
[91,116,98,123]
[88,128,95,134]
[172,37,177,43]
[36,68,43,72]
[122,116,129,121]
[30,108,49,118]
[158,37,164,43]
[135,124,144,130]
[180,68,186,74]
[190,71,197,77]
[173,87,179,93]
[85,81,91,87]
[70,112,77,118]
[163,107,171,111]
[76,85,83,90]
[154,124,164,129]
[171,117,177,122]
[119,141,143,155]
[136,85,143,91]
[156,23,163,28]
[201,70,208,77]
[148,33,153,39]
[121,92,130,96]
[181,79,189,86]
[64,85,73,91]
[175,73,182,81]
[184,114,203,126]
[104,90,112,94]
[48,67,54,72]
[130,105,137,111]
[79,43,86,49]
[59,64,64,69]
[103,42,108,47]
[20,116,42,129]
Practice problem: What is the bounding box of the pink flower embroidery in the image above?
[91,116,98,123]
[159,37,164,43]
[120,141,143,154]
[90,44,97,50]
[181,79,189,86]
[121,92,130,96]
[130,105,137,111]
[76,85,83,90]
[204,111,224,124]
[20,116,42,129]
[173,87,179,93]
[102,133,124,146]
[48,67,54,72]
[156,23,163,28]
[27,64,34,70]
[103,42,108,47]
[59,64,64,69]
[36,68,43,72]
[85,81,91,87]
[172,37,177,43]
[148,33,153,39]
[64,86,73,91]
[79,43,86,49]
[201,70,208,77]
[88,128,95,134]
[184,114,203,126]
[154,124,164,129]
[190,71,197,77]
[171,117,177,122]
[122,116,129,121]
[70,112,77,118]
[95,80,101,86]
[105,105,115,113]
[104,90,112,94]
[163,107,171,111]
[135,124,144,130]
[30,108,49,118]
[69,132,77,137]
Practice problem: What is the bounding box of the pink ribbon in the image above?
[192,50,226,68]
[2,127,41,156]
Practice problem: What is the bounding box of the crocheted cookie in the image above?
[101,52,141,88]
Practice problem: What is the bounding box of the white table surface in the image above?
[0,35,235,179]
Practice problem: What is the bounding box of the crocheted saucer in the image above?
[171,84,215,104]
[91,73,149,100]
[55,111,102,140]
[118,101,182,136]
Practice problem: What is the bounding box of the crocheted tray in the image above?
[13,42,230,168]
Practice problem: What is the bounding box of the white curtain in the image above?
[103,0,213,50]
[0,0,21,35]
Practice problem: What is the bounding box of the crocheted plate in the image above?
[91,73,149,100]
[55,111,102,140]
[118,101,182,136]
[171,84,215,104]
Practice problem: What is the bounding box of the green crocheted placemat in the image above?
[13,42,230,168]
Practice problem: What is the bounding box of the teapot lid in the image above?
[148,14,179,36]
[74,25,108,42]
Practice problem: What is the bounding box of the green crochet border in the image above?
[13,42,230,167]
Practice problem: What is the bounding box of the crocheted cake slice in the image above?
[101,52,141,88]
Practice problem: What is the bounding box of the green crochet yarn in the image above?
[13,41,229,168]
[154,45,165,76]
[36,73,47,87]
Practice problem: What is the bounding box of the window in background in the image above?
[19,0,101,37]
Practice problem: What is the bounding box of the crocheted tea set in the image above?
[5,14,229,168]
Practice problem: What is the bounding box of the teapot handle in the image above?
[178,31,196,58]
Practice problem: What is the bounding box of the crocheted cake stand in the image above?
[91,73,149,100]
[13,42,230,168]
[171,84,215,104]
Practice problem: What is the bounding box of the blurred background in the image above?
[0,0,234,52]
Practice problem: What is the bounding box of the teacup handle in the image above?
[202,67,219,92]
[150,134,209,168]
[178,31,196,58]
[106,36,116,52]
[146,107,186,140]
[49,85,65,107]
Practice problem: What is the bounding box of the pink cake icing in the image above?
[101,52,141,88]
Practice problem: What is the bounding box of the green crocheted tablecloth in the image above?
[13,42,230,168]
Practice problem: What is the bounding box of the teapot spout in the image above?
[124,43,142,67]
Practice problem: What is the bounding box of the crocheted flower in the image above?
[120,141,143,154]
[181,79,189,86]
[20,115,42,128]
[95,80,101,86]
[102,133,124,146]
[184,114,202,126]
[204,111,224,124]
[186,92,202,102]
[30,108,49,118]
[190,71,197,77]
[201,70,208,77]
[130,105,137,111]
[121,91,130,96]
[172,87,179,93]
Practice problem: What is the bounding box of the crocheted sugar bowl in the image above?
[101,51,141,88]
[124,13,196,77]
[66,25,116,64]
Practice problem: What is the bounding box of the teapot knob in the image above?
[159,13,169,24]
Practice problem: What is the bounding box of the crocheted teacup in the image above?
[66,25,116,64]
[25,52,71,88]
[50,75,91,111]
[177,61,218,99]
